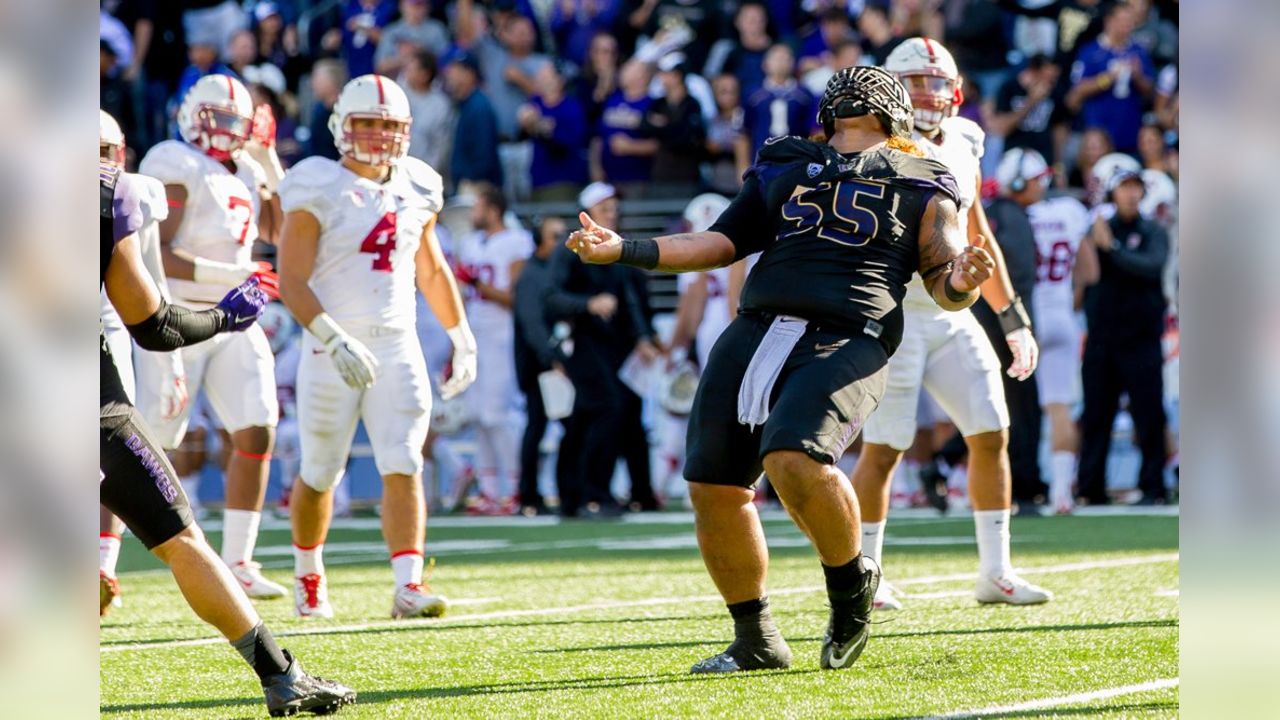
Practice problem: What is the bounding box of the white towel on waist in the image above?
[737,315,809,429]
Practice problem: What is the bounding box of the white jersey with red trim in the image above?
[904,116,984,310]
[678,267,731,369]
[1028,195,1090,310]
[455,227,533,331]
[139,140,266,305]
[278,156,444,330]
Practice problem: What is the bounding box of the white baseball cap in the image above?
[995,147,1050,193]
[578,181,617,210]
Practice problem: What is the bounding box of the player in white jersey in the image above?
[658,194,736,495]
[453,182,533,514]
[853,38,1052,610]
[98,110,189,615]
[136,74,289,599]
[997,147,1091,514]
[277,74,477,620]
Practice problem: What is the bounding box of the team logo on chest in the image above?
[807,163,824,178]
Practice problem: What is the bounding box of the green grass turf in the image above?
[100,511,1179,719]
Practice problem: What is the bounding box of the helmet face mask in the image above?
[899,73,957,132]
[329,75,413,169]
[342,114,412,168]
[884,37,962,134]
[817,65,914,140]
[177,75,255,162]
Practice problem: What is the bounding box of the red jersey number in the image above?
[360,212,397,272]
[227,196,253,245]
[1038,240,1074,283]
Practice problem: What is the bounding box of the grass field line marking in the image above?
[895,552,1179,586]
[916,677,1179,719]
[102,553,1176,654]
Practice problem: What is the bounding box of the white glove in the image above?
[439,324,478,400]
[159,353,188,421]
[243,139,285,194]
[308,313,379,389]
[1005,327,1039,381]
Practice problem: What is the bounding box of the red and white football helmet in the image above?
[177,74,255,162]
[883,37,963,134]
[99,109,126,167]
[683,193,731,233]
[328,74,412,167]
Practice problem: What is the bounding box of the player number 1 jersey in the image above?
[278,156,444,329]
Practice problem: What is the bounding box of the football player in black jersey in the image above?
[568,66,994,674]
[100,164,355,716]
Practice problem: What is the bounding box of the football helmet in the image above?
[659,360,700,416]
[1091,152,1142,191]
[817,65,913,139]
[1139,169,1177,223]
[99,109,125,167]
[177,73,255,162]
[328,74,412,167]
[683,193,731,233]
[884,37,962,134]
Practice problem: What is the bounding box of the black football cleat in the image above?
[262,650,356,717]
[820,555,881,670]
[690,637,792,674]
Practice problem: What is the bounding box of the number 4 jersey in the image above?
[278,156,444,330]
[139,140,266,306]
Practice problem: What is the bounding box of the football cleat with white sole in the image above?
[391,583,448,619]
[975,572,1054,605]
[231,561,288,599]
[820,555,881,670]
[294,573,334,619]
[262,649,356,717]
[872,579,902,612]
[100,571,122,617]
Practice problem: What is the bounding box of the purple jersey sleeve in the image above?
[112,172,145,243]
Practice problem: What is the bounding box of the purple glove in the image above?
[216,276,269,332]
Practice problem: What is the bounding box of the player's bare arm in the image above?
[567,212,737,272]
[474,258,525,309]
[669,274,709,359]
[968,175,1018,312]
[277,209,326,326]
[257,190,283,245]
[917,194,990,311]
[157,184,198,280]
[417,214,478,399]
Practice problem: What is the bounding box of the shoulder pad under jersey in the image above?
[850,149,963,208]
[394,156,445,213]
[131,172,169,225]
[941,116,986,160]
[755,135,826,167]
[138,140,202,187]
[283,156,343,188]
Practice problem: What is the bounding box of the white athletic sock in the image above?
[391,551,424,587]
[1050,451,1076,505]
[99,533,122,577]
[294,543,325,578]
[974,509,1013,578]
[861,521,886,568]
[221,509,261,566]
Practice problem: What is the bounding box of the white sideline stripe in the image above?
[1154,588,1179,597]
[102,553,1176,654]
[915,677,1179,719]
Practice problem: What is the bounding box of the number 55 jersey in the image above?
[279,156,444,330]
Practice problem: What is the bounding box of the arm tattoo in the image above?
[917,196,965,280]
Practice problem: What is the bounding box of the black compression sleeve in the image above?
[126,301,228,351]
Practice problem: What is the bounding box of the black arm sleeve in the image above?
[126,301,227,351]
[709,172,775,260]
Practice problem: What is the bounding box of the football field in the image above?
[100,509,1178,719]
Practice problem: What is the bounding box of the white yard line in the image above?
[102,553,1177,654]
[916,677,1179,719]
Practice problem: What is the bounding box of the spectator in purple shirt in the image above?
[1066,2,1155,153]
[550,0,621,68]
[744,44,814,155]
[797,8,856,79]
[593,59,657,196]
[520,64,589,201]
[717,2,773,100]
[340,0,395,79]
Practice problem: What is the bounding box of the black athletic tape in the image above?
[943,276,971,303]
[997,296,1033,334]
[921,259,954,281]
[618,238,660,270]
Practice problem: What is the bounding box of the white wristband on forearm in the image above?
[308,313,344,345]
[446,323,477,352]
[190,256,255,286]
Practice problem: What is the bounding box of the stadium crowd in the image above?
[99,0,1179,518]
